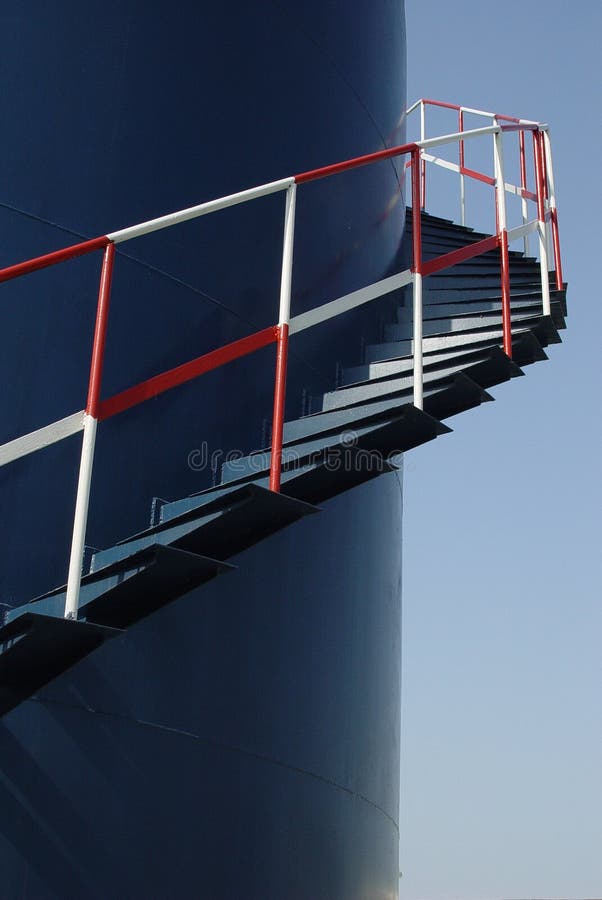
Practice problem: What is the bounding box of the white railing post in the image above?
[277,183,296,327]
[542,128,563,291]
[412,272,423,409]
[64,416,98,618]
[411,148,423,409]
[459,109,466,226]
[494,126,513,357]
[519,130,529,256]
[64,243,115,619]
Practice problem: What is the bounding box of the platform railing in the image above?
[0,99,563,620]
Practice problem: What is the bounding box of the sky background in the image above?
[400,2,601,899]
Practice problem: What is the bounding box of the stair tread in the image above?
[8,545,235,630]
[0,613,120,716]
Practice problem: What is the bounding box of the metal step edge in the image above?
[322,353,502,411]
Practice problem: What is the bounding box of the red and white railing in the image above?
[0,99,563,620]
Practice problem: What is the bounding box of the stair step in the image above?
[424,372,494,420]
[268,408,449,506]
[396,292,566,323]
[344,344,501,388]
[92,485,318,573]
[419,237,532,262]
[9,545,235,630]
[426,274,543,291]
[384,309,549,342]
[365,325,509,364]
[322,342,524,413]
[322,354,498,411]
[421,284,557,305]
[0,613,121,716]
[344,330,545,388]
[423,261,542,278]
[221,404,450,485]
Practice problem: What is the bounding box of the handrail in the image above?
[0,98,563,620]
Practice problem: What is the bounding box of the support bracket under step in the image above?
[0,613,121,717]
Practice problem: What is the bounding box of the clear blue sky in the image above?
[400,2,602,898]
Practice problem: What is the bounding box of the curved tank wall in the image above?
[0,2,406,897]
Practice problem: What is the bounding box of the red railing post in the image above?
[459,108,466,225]
[533,130,552,316]
[64,242,115,619]
[420,101,426,210]
[269,323,290,492]
[269,184,297,492]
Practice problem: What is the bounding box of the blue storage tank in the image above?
[0,2,406,896]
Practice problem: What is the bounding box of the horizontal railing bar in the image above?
[295,143,417,184]
[98,326,279,421]
[0,410,85,467]
[421,152,461,175]
[0,123,545,279]
[460,105,496,119]
[500,122,540,134]
[0,237,110,284]
[289,269,413,335]
[406,99,541,126]
[504,181,537,201]
[462,165,496,187]
[422,234,499,277]
[417,125,500,151]
[506,220,539,244]
[422,153,497,187]
[107,178,295,244]
[421,98,462,112]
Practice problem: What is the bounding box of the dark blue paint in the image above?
[0,2,406,896]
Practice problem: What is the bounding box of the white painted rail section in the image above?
[0,410,85,467]
[108,177,295,244]
[289,269,413,335]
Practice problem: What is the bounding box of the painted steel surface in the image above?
[0,1,406,897]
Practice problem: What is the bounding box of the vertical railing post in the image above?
[411,148,423,410]
[493,127,513,358]
[533,130,551,316]
[420,101,426,210]
[269,183,297,493]
[459,108,466,226]
[519,130,529,256]
[64,242,115,619]
[542,128,563,291]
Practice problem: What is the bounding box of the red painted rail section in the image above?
[0,236,110,284]
[0,98,563,618]
[98,327,279,422]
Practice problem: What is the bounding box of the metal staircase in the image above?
[0,99,566,717]
[0,207,566,716]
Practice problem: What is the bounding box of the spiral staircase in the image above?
[0,205,567,717]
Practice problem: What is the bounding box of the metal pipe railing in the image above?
[269,183,297,493]
[64,242,115,619]
[411,149,423,410]
[0,98,562,623]
[493,127,513,358]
